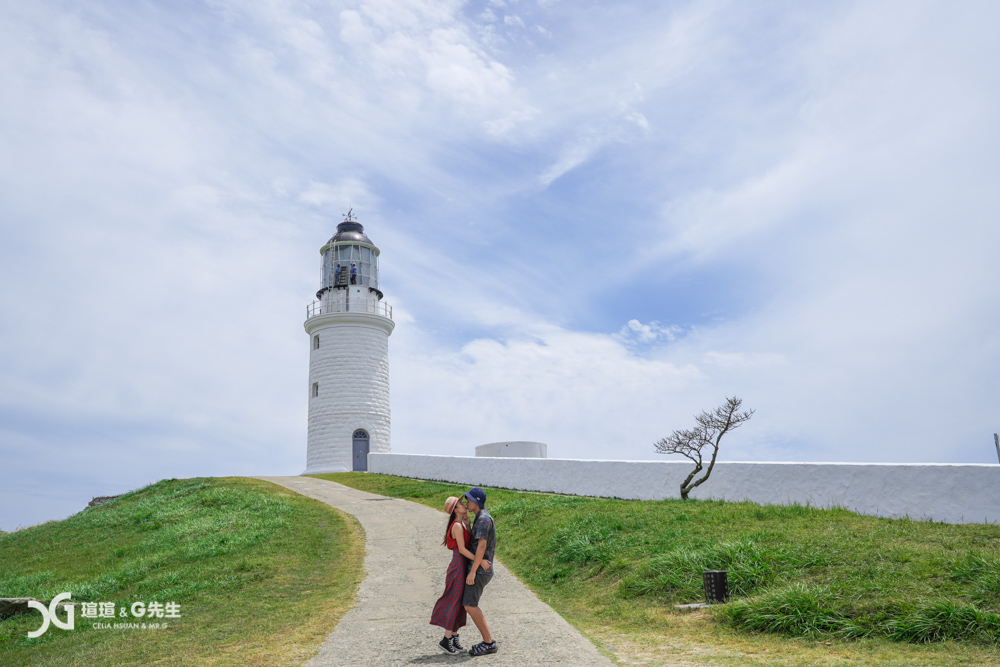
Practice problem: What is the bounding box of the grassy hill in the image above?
[319,472,1000,667]
[0,477,363,666]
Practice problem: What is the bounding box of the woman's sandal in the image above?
[469,641,498,656]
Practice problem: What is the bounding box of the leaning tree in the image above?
[655,396,754,500]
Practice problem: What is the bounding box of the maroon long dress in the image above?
[430,520,470,631]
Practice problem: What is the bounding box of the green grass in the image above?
[0,477,364,666]
[318,472,1000,666]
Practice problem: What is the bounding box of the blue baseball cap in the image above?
[463,487,487,508]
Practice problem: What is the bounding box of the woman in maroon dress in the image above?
[430,496,490,654]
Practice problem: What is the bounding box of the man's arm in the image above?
[466,540,488,585]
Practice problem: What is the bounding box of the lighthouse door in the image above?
[352,430,370,471]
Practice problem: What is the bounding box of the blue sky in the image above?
[2,0,998,531]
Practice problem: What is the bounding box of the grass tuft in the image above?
[885,600,1000,644]
[723,583,847,638]
[620,538,778,599]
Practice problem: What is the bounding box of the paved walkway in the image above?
[256,476,614,666]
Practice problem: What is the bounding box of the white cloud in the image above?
[537,105,649,185]
[484,106,540,136]
[2,0,999,531]
[539,134,603,185]
[617,319,682,344]
[298,178,375,210]
[423,29,513,105]
[391,322,707,458]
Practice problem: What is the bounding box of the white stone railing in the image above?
[306,298,392,320]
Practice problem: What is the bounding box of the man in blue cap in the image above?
[462,487,497,656]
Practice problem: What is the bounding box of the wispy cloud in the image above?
[1,0,999,530]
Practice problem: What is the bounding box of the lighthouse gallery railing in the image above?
[306,298,392,320]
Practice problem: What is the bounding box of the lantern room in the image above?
[317,215,382,299]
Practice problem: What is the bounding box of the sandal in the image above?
[469,641,498,656]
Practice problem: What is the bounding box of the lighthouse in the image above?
[302,213,394,474]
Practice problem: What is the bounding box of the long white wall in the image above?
[368,453,1000,524]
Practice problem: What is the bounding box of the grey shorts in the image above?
[462,570,493,608]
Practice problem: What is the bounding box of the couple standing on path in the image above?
[430,487,499,657]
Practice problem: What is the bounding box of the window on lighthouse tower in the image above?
[311,383,318,398]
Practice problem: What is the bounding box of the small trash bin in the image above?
[703,570,728,603]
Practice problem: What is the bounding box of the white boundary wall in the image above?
[369,453,1000,524]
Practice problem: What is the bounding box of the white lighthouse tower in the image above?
[302,213,394,474]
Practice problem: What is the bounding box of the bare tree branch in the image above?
[654,396,754,499]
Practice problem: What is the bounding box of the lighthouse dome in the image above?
[327,220,373,245]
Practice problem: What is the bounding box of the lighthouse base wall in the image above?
[302,464,351,475]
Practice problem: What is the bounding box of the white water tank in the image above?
[475,441,548,458]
